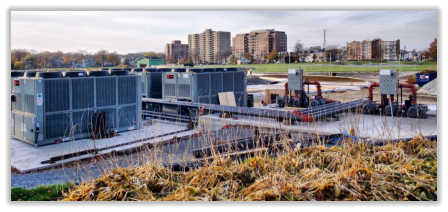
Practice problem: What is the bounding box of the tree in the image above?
[166,55,175,64]
[324,45,339,61]
[11,53,17,64]
[73,53,85,65]
[94,49,108,67]
[54,51,64,60]
[12,49,29,61]
[267,49,279,61]
[178,58,186,64]
[63,54,71,65]
[313,54,317,62]
[23,54,39,69]
[11,63,14,70]
[429,38,437,60]
[293,40,304,54]
[106,52,120,66]
[144,52,159,57]
[14,62,24,70]
[244,52,254,62]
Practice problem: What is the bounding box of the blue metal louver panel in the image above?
[44,113,71,140]
[72,78,94,110]
[72,110,93,134]
[96,77,116,107]
[96,108,117,131]
[149,73,163,98]
[222,72,234,92]
[44,79,70,113]
[210,73,223,95]
[118,77,137,105]
[197,74,210,97]
[118,105,137,128]
[199,96,210,104]
[233,72,245,92]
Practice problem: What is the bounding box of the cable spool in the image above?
[87,71,110,77]
[122,68,132,71]
[63,71,87,77]
[11,72,24,77]
[226,67,238,72]
[172,68,186,73]
[109,70,130,76]
[35,72,63,78]
[109,68,123,71]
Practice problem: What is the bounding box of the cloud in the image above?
[11,11,437,54]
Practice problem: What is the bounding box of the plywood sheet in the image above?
[218,92,237,106]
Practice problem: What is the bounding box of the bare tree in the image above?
[94,49,109,67]
[293,40,304,54]
[11,49,29,61]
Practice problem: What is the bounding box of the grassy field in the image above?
[206,61,437,73]
[11,183,73,201]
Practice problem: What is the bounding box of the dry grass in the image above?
[62,133,437,201]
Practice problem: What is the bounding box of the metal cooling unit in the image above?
[162,69,247,107]
[11,70,142,147]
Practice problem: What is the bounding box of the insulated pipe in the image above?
[368,82,380,102]
[399,83,418,105]
[301,100,364,122]
[298,99,363,116]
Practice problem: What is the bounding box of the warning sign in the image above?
[37,93,43,99]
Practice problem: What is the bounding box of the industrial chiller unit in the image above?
[162,68,247,107]
[11,70,142,147]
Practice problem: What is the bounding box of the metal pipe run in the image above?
[368,82,380,102]
[399,83,418,105]
[301,100,365,122]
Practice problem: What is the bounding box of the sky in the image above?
[11,11,437,55]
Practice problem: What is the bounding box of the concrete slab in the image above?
[11,120,195,173]
[199,113,437,141]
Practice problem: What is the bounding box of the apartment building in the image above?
[165,40,189,60]
[232,29,287,60]
[188,29,231,63]
[347,39,400,61]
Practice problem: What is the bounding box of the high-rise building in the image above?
[232,29,287,60]
[188,29,231,63]
[347,39,400,61]
[165,40,189,61]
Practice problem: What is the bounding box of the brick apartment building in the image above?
[347,39,400,61]
[232,29,287,60]
[188,29,231,63]
[165,40,189,60]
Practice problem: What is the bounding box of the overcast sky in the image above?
[11,11,437,54]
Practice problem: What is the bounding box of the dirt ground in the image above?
[247,71,437,106]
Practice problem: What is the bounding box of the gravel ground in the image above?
[418,79,437,96]
[11,127,254,189]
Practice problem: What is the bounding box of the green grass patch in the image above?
[206,61,437,73]
[11,183,73,201]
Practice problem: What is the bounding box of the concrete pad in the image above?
[11,120,195,173]
[199,113,437,141]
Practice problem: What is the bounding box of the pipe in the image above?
[304,81,322,98]
[368,82,380,102]
[301,100,364,122]
[399,83,418,105]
